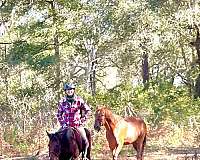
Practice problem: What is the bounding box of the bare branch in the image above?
[106,57,123,70]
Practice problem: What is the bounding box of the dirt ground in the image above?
[34,150,200,160]
[1,127,200,160]
[36,145,200,160]
[0,147,200,160]
[1,146,198,160]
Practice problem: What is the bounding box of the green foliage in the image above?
[7,41,55,70]
[3,126,18,145]
[30,54,55,70]
[59,0,82,11]
[14,86,44,98]
[16,142,29,153]
[0,1,15,21]
[82,81,200,127]
[1,0,200,157]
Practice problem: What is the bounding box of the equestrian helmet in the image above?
[64,83,76,91]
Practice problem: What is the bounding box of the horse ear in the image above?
[46,130,51,138]
[96,105,103,110]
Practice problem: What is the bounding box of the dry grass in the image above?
[0,115,200,160]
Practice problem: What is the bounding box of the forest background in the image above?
[0,0,200,159]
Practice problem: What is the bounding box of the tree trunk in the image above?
[0,44,9,104]
[54,32,60,99]
[194,74,200,98]
[190,24,200,98]
[49,1,61,100]
[85,39,97,96]
[90,45,97,96]
[4,45,9,103]
[142,52,149,90]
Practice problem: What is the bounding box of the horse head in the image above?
[94,106,108,132]
[47,131,61,160]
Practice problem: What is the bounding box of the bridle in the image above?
[95,112,106,126]
[49,135,61,160]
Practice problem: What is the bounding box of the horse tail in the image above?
[142,120,147,146]
[140,122,147,153]
[143,134,146,146]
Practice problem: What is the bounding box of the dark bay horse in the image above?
[94,106,147,160]
[47,127,91,160]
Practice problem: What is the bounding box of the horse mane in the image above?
[61,127,83,152]
[49,132,60,143]
[98,105,123,125]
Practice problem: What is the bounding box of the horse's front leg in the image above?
[112,148,116,160]
[109,145,117,160]
[112,142,123,160]
[108,143,119,160]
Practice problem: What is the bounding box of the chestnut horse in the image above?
[94,106,147,160]
[47,127,91,160]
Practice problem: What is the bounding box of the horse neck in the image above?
[104,109,122,131]
[62,128,74,145]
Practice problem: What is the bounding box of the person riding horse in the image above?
[56,83,91,160]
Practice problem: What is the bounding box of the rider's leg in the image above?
[77,126,89,159]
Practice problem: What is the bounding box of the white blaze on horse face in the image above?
[97,110,101,114]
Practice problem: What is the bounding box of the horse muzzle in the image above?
[94,124,101,132]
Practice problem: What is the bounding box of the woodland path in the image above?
[2,146,199,160]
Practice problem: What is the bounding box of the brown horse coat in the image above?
[94,106,147,160]
[47,127,91,160]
